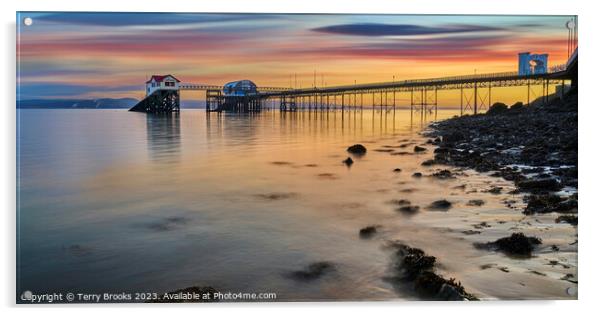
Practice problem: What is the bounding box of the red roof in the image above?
[146,75,181,84]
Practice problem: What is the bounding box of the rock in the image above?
[555,215,578,226]
[491,167,525,182]
[414,146,427,153]
[389,243,477,300]
[392,244,436,279]
[437,283,465,301]
[486,186,503,194]
[393,168,402,173]
[523,194,577,214]
[347,144,367,155]
[473,221,491,229]
[412,172,423,178]
[289,262,335,281]
[560,273,578,284]
[467,199,485,206]
[359,225,379,238]
[397,205,420,214]
[509,102,525,112]
[421,159,436,166]
[476,233,542,256]
[517,178,562,193]
[342,157,354,166]
[443,131,465,143]
[486,102,508,115]
[428,199,452,211]
[430,169,454,179]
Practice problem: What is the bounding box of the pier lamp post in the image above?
[566,18,576,59]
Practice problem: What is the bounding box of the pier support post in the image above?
[411,89,414,112]
[460,87,463,115]
[488,82,492,108]
[372,92,375,110]
[435,87,438,115]
[527,81,531,105]
[473,82,477,115]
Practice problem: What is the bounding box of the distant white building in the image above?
[145,75,181,96]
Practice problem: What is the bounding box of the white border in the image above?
[2,0,599,315]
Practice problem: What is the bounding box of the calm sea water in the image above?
[17,108,576,301]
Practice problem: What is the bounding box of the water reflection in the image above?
[210,107,440,139]
[146,113,181,163]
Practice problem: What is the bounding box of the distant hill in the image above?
[17,98,208,109]
[17,98,139,109]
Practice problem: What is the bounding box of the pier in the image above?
[129,49,577,114]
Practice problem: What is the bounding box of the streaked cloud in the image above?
[38,12,276,27]
[312,23,504,36]
[16,13,573,100]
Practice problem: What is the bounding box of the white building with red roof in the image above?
[145,75,181,96]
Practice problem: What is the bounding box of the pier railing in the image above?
[265,64,569,96]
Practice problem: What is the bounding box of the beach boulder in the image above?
[347,144,367,155]
[486,102,508,115]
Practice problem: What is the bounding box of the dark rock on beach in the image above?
[421,159,436,166]
[414,146,427,153]
[397,205,420,215]
[388,242,477,300]
[347,144,367,155]
[289,262,335,281]
[523,193,577,215]
[412,172,423,178]
[467,199,485,206]
[556,215,578,226]
[428,199,452,211]
[475,233,542,256]
[430,169,455,179]
[359,225,380,238]
[415,272,468,300]
[517,178,562,193]
[486,102,508,115]
[343,157,354,166]
[486,186,503,194]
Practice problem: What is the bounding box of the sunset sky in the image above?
[17,12,575,105]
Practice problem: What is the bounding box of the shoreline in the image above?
[415,91,578,298]
[425,91,577,219]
